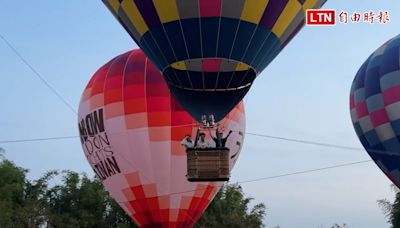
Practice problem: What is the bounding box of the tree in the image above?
[0,152,136,228]
[46,171,137,228]
[0,151,266,227]
[198,183,266,228]
[378,185,400,228]
[0,155,56,228]
[0,158,27,227]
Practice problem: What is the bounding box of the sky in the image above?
[0,1,399,227]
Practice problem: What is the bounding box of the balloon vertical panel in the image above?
[78,49,246,227]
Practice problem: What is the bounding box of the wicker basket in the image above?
[186,148,230,182]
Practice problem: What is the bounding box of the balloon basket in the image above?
[186,148,230,182]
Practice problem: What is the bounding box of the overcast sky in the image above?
[1,1,399,227]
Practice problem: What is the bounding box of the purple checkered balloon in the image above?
[350,34,400,187]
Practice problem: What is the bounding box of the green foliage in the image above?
[0,151,266,228]
[198,183,266,228]
[45,171,137,228]
[378,185,400,228]
[0,156,58,227]
[0,154,136,228]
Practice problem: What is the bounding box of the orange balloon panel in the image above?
[78,49,246,227]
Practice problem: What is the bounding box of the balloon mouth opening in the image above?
[163,58,257,91]
[168,84,250,122]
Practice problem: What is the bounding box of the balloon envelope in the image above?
[350,34,400,187]
[102,0,326,122]
[78,49,246,227]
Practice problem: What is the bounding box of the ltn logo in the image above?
[306,9,336,25]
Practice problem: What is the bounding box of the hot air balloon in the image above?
[102,0,327,122]
[350,34,400,188]
[78,49,246,227]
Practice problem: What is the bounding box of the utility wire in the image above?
[0,134,371,190]
[116,159,371,207]
[0,133,364,152]
[0,136,78,144]
[238,159,371,184]
[156,159,372,196]
[246,132,363,151]
[0,33,77,115]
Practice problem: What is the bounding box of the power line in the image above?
[0,136,78,144]
[0,33,77,115]
[0,133,371,189]
[238,159,371,184]
[0,133,372,191]
[0,132,363,152]
[116,159,371,204]
[246,132,362,151]
[165,159,372,196]
[0,133,370,190]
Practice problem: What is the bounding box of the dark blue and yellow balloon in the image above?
[103,0,326,121]
[350,34,400,187]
